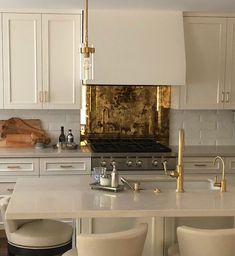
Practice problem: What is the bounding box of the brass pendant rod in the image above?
[85,0,88,47]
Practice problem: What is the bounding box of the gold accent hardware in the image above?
[80,46,95,56]
[133,182,140,192]
[44,91,49,102]
[163,129,185,193]
[7,188,14,192]
[39,91,43,102]
[226,92,230,103]
[221,91,225,103]
[60,165,73,168]
[154,188,161,193]
[7,166,20,169]
[80,0,95,82]
[194,164,207,167]
[213,156,226,192]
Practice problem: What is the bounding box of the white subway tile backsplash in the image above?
[170,109,235,146]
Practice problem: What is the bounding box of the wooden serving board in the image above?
[0,118,50,147]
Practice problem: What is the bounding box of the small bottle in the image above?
[111,163,119,188]
[59,126,66,143]
[67,129,74,144]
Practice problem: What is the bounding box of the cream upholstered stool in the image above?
[168,225,235,256]
[0,197,73,256]
[63,223,148,256]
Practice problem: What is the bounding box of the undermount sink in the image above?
[122,177,219,191]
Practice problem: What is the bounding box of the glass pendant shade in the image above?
[80,43,94,82]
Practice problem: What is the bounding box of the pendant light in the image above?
[80,0,95,83]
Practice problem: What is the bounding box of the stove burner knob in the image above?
[136,160,143,167]
[100,160,107,167]
[152,160,159,166]
[126,160,133,167]
[110,160,116,166]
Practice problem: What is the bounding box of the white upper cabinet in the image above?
[3,13,42,109]
[42,14,81,109]
[173,16,235,109]
[2,12,81,109]
[88,10,186,86]
[224,18,235,109]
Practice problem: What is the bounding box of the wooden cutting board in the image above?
[0,118,50,147]
[0,118,42,134]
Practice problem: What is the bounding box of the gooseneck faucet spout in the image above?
[213,156,226,192]
[163,128,185,193]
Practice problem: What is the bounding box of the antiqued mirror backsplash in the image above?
[84,86,171,145]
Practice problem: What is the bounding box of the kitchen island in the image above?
[5,175,235,256]
[6,175,235,220]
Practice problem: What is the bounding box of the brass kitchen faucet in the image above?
[213,156,226,192]
[163,128,185,193]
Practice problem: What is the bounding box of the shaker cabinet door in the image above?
[180,17,227,109]
[3,13,43,109]
[42,14,81,109]
[224,18,235,108]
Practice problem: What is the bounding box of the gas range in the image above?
[89,138,176,174]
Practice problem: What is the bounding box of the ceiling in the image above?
[0,0,235,12]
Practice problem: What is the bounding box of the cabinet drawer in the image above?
[183,157,220,174]
[224,158,235,174]
[40,158,91,175]
[0,158,39,176]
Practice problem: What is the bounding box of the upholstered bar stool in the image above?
[0,197,73,256]
[168,225,235,256]
[63,223,148,256]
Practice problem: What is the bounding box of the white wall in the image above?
[170,109,235,146]
[0,110,80,145]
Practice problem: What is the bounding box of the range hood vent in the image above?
[87,10,186,86]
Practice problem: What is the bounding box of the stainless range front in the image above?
[89,138,176,174]
[91,153,177,174]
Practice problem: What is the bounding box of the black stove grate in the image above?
[88,139,171,153]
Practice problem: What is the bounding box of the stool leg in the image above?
[7,250,14,256]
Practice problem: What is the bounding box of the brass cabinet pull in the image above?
[60,165,73,168]
[44,91,49,102]
[7,188,14,192]
[39,91,43,102]
[7,166,21,169]
[226,92,230,103]
[221,91,225,103]
[194,164,207,167]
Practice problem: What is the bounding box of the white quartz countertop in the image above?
[0,147,91,158]
[6,176,235,220]
[1,145,235,158]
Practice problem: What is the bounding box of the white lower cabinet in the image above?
[0,156,91,231]
[0,158,39,177]
[183,156,235,175]
[40,157,91,175]
[0,157,36,229]
[183,156,220,174]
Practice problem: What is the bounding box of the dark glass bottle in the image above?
[59,126,66,143]
[67,129,74,143]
